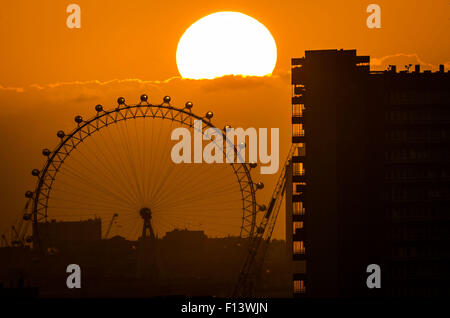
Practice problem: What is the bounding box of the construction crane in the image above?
[104,213,118,239]
[10,225,23,247]
[233,144,295,297]
[20,221,31,244]
[7,201,32,247]
[1,234,9,247]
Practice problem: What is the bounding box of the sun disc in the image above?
[176,12,277,79]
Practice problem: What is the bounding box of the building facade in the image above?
[38,218,102,250]
[287,49,450,297]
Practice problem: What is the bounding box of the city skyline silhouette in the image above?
[0,0,449,301]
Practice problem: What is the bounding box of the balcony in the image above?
[293,202,305,216]
[291,67,304,84]
[292,96,305,105]
[292,136,305,143]
[294,86,306,95]
[291,57,305,66]
[292,116,303,124]
[293,279,306,296]
[293,231,305,241]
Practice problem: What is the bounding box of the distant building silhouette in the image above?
[287,49,450,297]
[38,218,101,251]
[163,228,207,242]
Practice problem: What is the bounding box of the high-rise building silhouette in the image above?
[286,49,450,297]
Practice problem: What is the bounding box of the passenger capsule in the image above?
[205,111,213,119]
[25,191,33,198]
[95,104,103,112]
[57,130,65,138]
[31,169,40,177]
[163,96,171,103]
[74,115,83,124]
[259,204,267,211]
[23,214,31,221]
[140,94,148,102]
[185,101,193,109]
[42,148,51,156]
[25,236,33,243]
[249,162,257,169]
[256,182,264,190]
[117,97,126,105]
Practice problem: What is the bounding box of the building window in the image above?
[293,183,299,194]
[293,241,305,254]
[294,280,306,293]
[293,202,305,215]
[294,145,306,157]
[293,221,304,233]
[293,104,303,117]
[293,182,305,194]
[293,124,304,137]
[293,163,304,176]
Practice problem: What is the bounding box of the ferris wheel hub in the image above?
[139,207,152,220]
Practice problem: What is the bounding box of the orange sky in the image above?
[0,0,449,238]
[1,0,449,86]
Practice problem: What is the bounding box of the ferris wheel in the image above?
[20,94,265,250]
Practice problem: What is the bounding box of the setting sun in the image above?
[176,12,277,79]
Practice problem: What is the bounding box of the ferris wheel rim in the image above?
[27,97,258,250]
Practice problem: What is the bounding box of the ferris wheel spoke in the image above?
[48,199,133,216]
[149,165,180,206]
[152,204,240,224]
[157,208,242,222]
[129,119,150,203]
[59,145,127,191]
[152,182,241,212]
[153,215,188,232]
[71,140,132,196]
[56,166,136,209]
[155,179,243,206]
[151,218,176,235]
[155,205,242,217]
[156,212,239,237]
[161,165,234,201]
[148,163,189,206]
[150,165,233,209]
[156,175,240,206]
[147,118,171,202]
[103,121,144,204]
[56,167,123,202]
[133,118,149,201]
[153,200,240,216]
[84,128,141,204]
[151,120,177,201]
[119,119,146,203]
[143,117,156,202]
[48,196,134,214]
[157,216,240,232]
[54,161,133,209]
[141,118,152,205]
[51,187,134,214]
[115,215,140,226]
[131,119,146,204]
[100,126,143,203]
